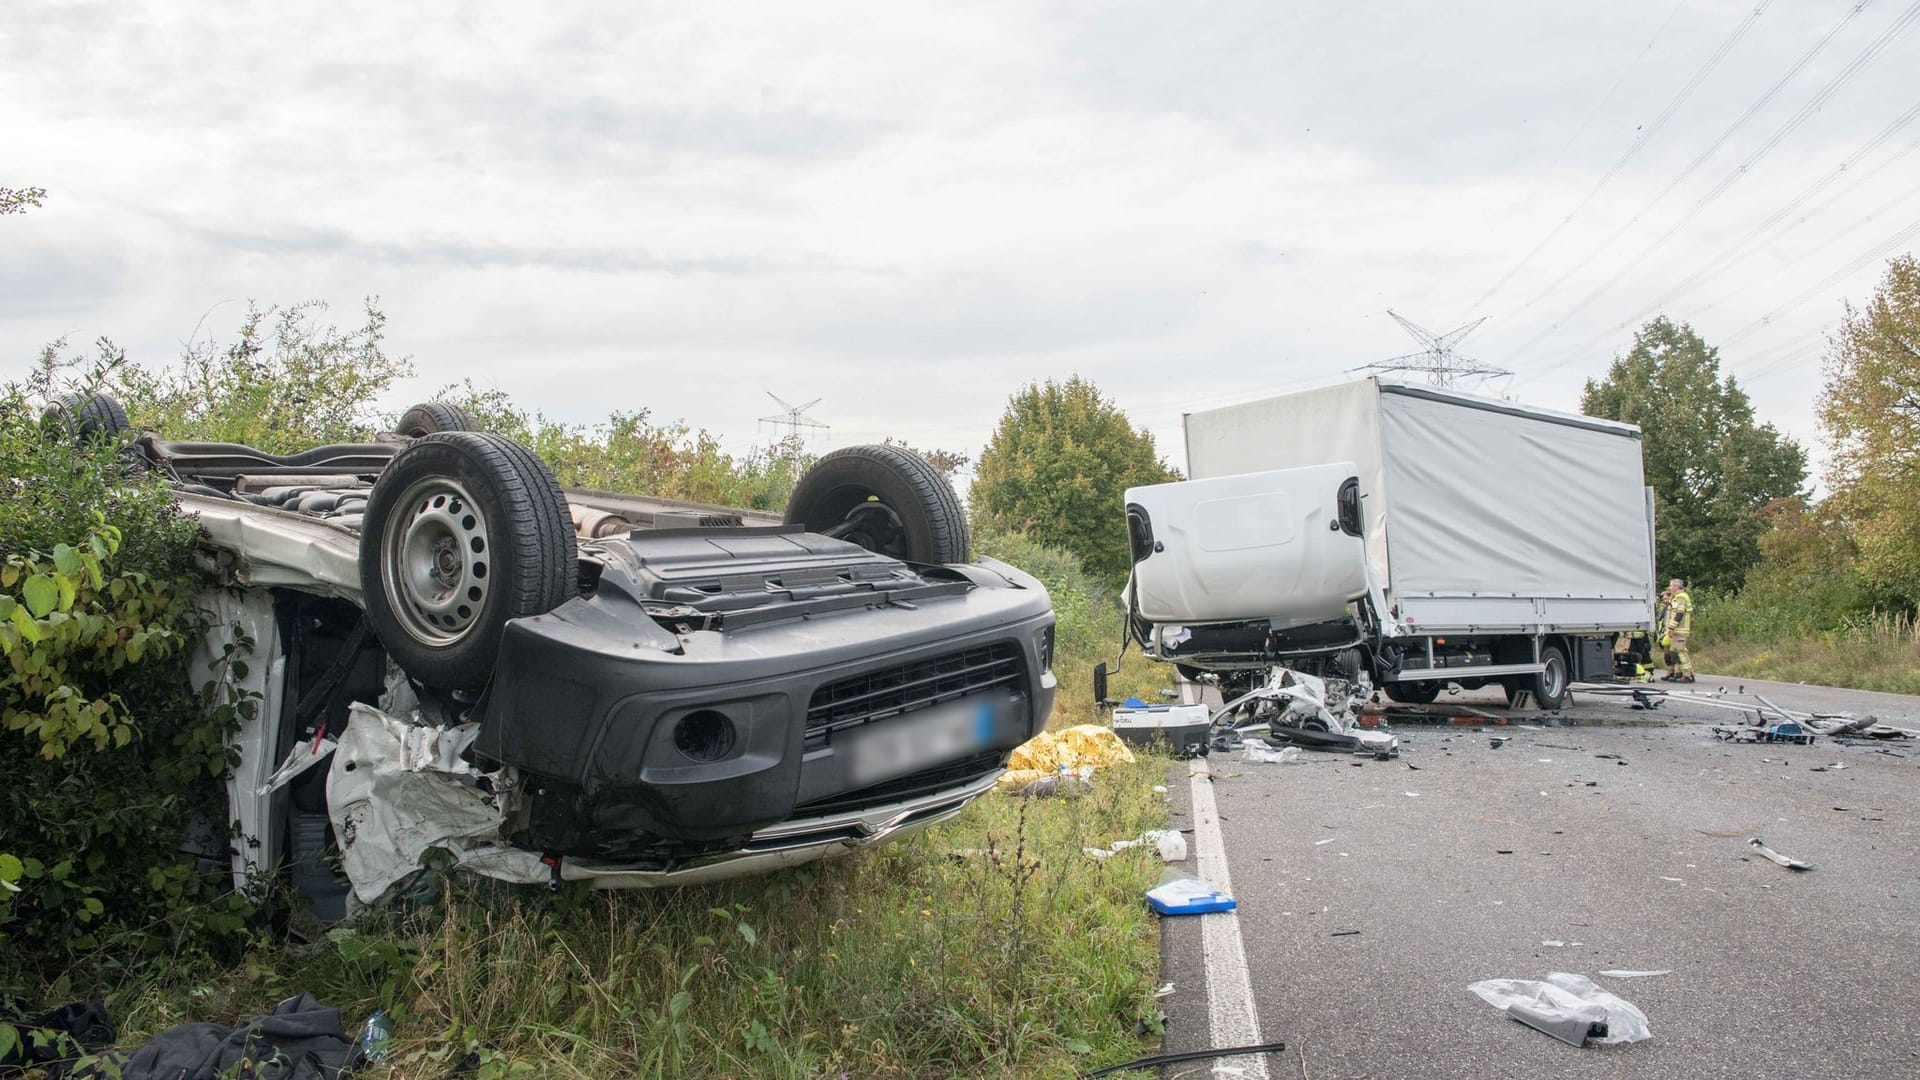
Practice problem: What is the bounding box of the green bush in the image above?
[974,525,1170,725]
[0,373,251,990]
[431,380,812,511]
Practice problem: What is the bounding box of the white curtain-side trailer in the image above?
[1123,378,1657,709]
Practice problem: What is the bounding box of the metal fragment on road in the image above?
[1748,837,1813,871]
[1599,969,1672,978]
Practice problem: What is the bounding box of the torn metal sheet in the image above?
[257,735,339,797]
[181,491,363,603]
[1748,837,1813,871]
[326,702,530,904]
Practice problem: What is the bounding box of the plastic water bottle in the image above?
[358,1008,393,1063]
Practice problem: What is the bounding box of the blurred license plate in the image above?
[842,691,1018,786]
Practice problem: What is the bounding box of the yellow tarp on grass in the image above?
[997,724,1137,792]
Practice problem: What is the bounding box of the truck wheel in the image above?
[1384,680,1440,705]
[359,432,577,691]
[397,401,480,437]
[785,444,969,564]
[1523,644,1571,710]
[41,392,129,443]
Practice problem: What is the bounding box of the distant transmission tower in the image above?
[758,392,828,466]
[1350,310,1512,388]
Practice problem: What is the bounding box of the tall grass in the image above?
[1694,603,1920,695]
[103,756,1171,1079]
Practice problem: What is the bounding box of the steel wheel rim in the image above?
[381,476,492,646]
[1543,653,1566,699]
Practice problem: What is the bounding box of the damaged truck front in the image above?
[84,402,1058,916]
[1122,379,1656,722]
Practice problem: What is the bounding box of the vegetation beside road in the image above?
[1590,259,1920,695]
[7,305,1182,1076]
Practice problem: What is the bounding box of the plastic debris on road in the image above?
[1468,972,1652,1047]
[997,724,1137,793]
[1748,837,1814,870]
[1147,871,1237,915]
[1243,743,1306,765]
[1085,829,1188,862]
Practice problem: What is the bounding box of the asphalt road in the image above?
[1156,681,1920,1079]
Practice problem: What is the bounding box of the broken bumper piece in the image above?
[327,702,999,903]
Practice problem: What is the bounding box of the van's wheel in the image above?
[1384,680,1441,705]
[41,392,129,444]
[1520,644,1571,710]
[359,432,576,691]
[785,444,969,563]
[397,401,480,438]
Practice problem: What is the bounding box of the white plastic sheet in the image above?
[1468,972,1652,1045]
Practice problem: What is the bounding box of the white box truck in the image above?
[1123,379,1656,710]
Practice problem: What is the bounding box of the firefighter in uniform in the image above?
[1659,578,1694,683]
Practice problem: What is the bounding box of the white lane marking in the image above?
[1188,756,1270,1079]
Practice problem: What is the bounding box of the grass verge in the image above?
[1692,632,1920,696]
[89,749,1175,1079]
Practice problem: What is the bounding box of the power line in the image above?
[1685,170,1920,320]
[1459,0,1775,317]
[1507,0,1876,323]
[1538,103,1920,363]
[1720,215,1920,349]
[1511,0,1920,376]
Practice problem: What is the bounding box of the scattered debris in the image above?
[1315,838,1335,846]
[1490,736,1509,748]
[1748,838,1813,871]
[1085,830,1188,862]
[1330,929,1362,937]
[1468,973,1652,1047]
[1155,982,1176,998]
[1810,762,1847,772]
[1019,767,1094,798]
[1147,872,1237,915]
[1658,876,1684,883]
[1243,743,1306,765]
[1405,791,1421,797]
[1598,970,1671,978]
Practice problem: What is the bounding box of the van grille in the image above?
[806,642,1024,741]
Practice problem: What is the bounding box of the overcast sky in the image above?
[6,1,1917,487]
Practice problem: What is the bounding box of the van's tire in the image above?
[359,432,576,691]
[397,401,480,438]
[1522,644,1571,710]
[785,444,969,564]
[1384,680,1441,705]
[42,392,129,443]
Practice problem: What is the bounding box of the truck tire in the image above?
[1384,680,1441,705]
[41,391,129,443]
[785,444,969,564]
[1519,644,1571,710]
[397,400,480,437]
[359,432,577,691]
